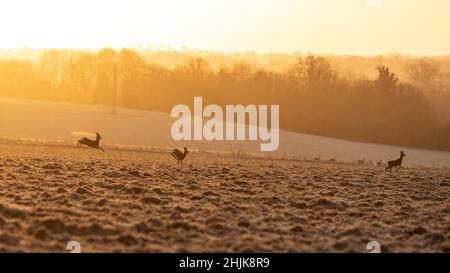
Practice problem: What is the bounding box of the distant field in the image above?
[2,96,450,167]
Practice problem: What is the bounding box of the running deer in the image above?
[77,133,104,152]
[171,147,189,164]
[385,151,406,172]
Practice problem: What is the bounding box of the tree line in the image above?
[1,48,450,151]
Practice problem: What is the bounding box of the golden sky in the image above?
[1,0,449,55]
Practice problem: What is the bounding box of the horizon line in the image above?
[1,46,450,59]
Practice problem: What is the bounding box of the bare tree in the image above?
[405,58,440,92]
[289,55,337,92]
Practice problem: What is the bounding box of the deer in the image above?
[385,151,406,172]
[171,147,189,164]
[329,156,337,163]
[77,133,104,152]
[313,156,321,162]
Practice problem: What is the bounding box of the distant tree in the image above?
[179,57,211,78]
[405,58,440,92]
[92,48,118,104]
[39,49,68,87]
[230,61,253,82]
[118,48,146,107]
[289,55,337,92]
[0,60,40,97]
[375,66,398,92]
[62,52,96,96]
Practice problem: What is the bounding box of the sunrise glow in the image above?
[0,0,449,55]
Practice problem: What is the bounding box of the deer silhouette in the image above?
[77,133,104,152]
[385,151,406,172]
[171,147,189,164]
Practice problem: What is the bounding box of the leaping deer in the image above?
[385,151,405,172]
[171,147,189,164]
[77,133,104,152]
